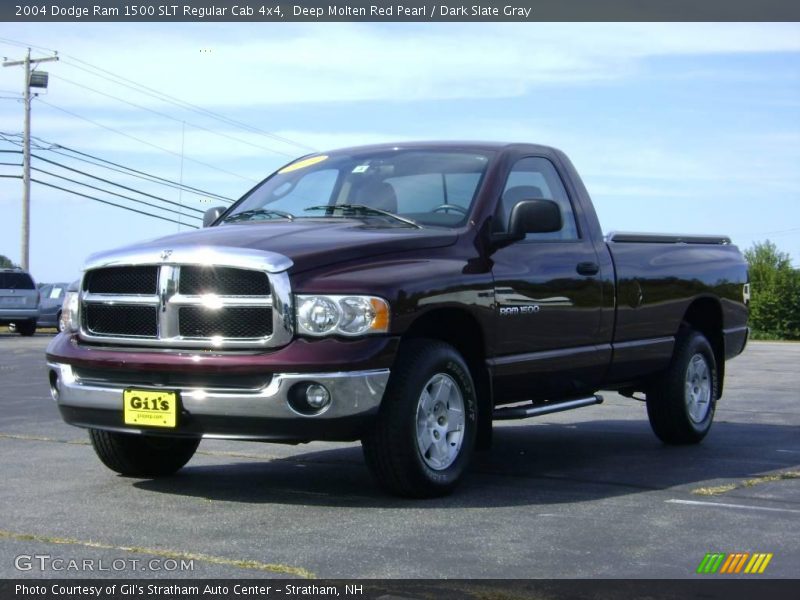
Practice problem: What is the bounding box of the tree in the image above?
[0,255,18,269]
[744,241,800,340]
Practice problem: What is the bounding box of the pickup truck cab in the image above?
[46,142,749,497]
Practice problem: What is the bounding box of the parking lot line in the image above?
[665,499,800,514]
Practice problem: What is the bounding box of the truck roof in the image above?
[321,141,562,156]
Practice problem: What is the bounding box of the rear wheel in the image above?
[89,429,200,477]
[362,339,477,497]
[646,330,717,444]
[17,320,36,336]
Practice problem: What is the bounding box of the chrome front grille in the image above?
[178,306,273,338]
[178,266,269,296]
[84,303,158,337]
[84,266,158,294]
[78,258,293,349]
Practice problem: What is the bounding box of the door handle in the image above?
[576,262,600,276]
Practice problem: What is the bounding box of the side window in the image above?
[500,157,579,241]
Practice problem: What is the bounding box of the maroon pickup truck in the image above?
[46,142,749,497]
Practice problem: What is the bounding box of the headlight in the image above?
[296,295,390,337]
[60,291,80,333]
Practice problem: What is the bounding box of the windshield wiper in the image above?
[223,208,294,223]
[303,204,421,228]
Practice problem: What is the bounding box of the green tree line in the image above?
[745,241,800,340]
[0,255,18,269]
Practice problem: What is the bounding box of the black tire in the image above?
[646,330,718,445]
[56,311,64,333]
[89,429,200,477]
[17,320,36,336]
[362,339,478,498]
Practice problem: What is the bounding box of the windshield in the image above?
[222,149,492,228]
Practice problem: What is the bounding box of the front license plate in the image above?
[123,389,178,428]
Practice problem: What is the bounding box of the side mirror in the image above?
[203,206,226,228]
[509,199,562,235]
[492,199,562,247]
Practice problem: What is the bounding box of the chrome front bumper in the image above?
[48,362,390,438]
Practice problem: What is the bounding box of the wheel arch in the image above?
[681,296,725,397]
[401,307,493,449]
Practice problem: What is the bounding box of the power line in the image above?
[47,147,235,203]
[50,74,298,158]
[34,99,260,183]
[0,132,236,203]
[31,166,201,221]
[60,57,316,152]
[0,36,316,153]
[31,154,204,214]
[32,178,198,228]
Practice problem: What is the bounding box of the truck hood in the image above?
[90,221,458,274]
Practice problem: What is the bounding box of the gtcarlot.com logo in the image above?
[15,554,194,572]
[696,552,773,574]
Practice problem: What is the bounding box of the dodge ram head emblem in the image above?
[160,249,173,261]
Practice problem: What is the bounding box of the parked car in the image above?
[46,142,749,497]
[36,282,70,331]
[1,268,39,336]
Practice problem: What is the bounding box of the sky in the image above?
[0,22,798,282]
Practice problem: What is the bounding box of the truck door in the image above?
[490,156,607,402]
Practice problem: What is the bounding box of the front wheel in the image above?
[362,339,477,497]
[89,429,200,477]
[646,330,718,444]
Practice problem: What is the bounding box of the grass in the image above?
[692,471,800,496]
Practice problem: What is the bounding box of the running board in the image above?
[492,394,604,421]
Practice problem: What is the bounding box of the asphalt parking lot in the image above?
[0,332,798,580]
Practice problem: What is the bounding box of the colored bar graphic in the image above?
[701,552,774,575]
[719,554,737,573]
[697,553,726,574]
[758,554,773,573]
[734,553,749,573]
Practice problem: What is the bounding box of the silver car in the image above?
[37,282,70,331]
[0,268,40,336]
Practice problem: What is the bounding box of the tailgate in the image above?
[0,290,37,309]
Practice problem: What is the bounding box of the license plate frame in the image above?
[122,389,178,428]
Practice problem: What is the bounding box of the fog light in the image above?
[306,384,330,409]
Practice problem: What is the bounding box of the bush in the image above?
[744,241,800,340]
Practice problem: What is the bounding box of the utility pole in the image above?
[2,49,58,271]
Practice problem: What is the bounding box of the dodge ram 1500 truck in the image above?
[46,142,749,497]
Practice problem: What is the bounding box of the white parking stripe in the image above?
[666,499,800,514]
